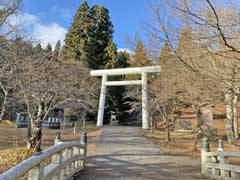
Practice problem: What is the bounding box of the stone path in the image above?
[76,126,205,180]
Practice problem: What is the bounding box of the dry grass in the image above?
[0,120,100,174]
[143,104,240,159]
[142,129,240,159]
[0,147,33,174]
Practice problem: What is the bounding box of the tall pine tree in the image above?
[158,41,171,64]
[62,2,114,69]
[35,43,42,53]
[116,51,130,69]
[62,1,91,61]
[45,43,53,61]
[130,41,150,67]
[177,28,197,58]
[53,40,61,61]
[87,5,114,69]
[105,50,131,124]
[104,39,117,69]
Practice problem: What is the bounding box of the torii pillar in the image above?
[90,66,161,129]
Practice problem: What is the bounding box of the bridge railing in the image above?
[201,137,240,179]
[0,132,87,180]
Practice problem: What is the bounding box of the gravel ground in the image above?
[75,126,206,180]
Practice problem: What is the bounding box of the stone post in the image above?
[217,139,227,177]
[54,132,61,145]
[80,132,87,168]
[64,148,73,176]
[201,137,210,175]
[73,146,80,169]
[217,139,223,152]
[53,132,65,179]
[15,112,21,127]
[27,163,44,180]
[51,151,62,180]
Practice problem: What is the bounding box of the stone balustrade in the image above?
[201,137,240,179]
[0,132,87,180]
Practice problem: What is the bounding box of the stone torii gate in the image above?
[90,66,161,129]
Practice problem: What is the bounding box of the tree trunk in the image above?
[225,93,235,143]
[27,119,32,149]
[73,122,76,134]
[192,105,202,150]
[61,114,67,134]
[0,91,8,122]
[165,117,171,142]
[193,128,202,151]
[233,95,238,139]
[30,102,44,152]
[150,116,153,135]
[192,105,202,127]
[83,117,86,129]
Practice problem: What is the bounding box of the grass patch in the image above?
[0,147,33,174]
[0,120,100,174]
[142,129,240,159]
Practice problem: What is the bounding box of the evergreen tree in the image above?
[62,2,114,69]
[35,43,42,53]
[177,28,197,57]
[62,1,91,61]
[130,41,150,67]
[104,39,117,69]
[45,43,53,61]
[46,43,52,52]
[176,27,200,71]
[158,41,171,64]
[116,51,130,68]
[53,40,61,61]
[157,41,177,78]
[88,5,114,69]
[105,50,130,124]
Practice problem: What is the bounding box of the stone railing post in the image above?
[217,139,226,177]
[201,137,210,175]
[27,163,44,180]
[53,133,66,180]
[64,148,73,176]
[73,145,80,169]
[80,131,87,168]
[217,139,223,152]
[54,132,61,145]
[51,151,62,180]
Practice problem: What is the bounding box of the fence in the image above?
[201,137,240,179]
[16,117,63,129]
[0,132,87,180]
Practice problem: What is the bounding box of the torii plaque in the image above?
[90,66,161,129]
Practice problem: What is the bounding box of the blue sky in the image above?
[19,0,150,50]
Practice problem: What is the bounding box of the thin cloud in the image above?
[50,5,72,20]
[117,48,133,54]
[33,23,67,47]
[7,12,67,47]
[9,12,39,27]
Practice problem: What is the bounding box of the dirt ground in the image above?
[144,104,240,160]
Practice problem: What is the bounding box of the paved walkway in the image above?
[76,126,205,180]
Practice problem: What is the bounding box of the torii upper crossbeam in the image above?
[90,66,161,129]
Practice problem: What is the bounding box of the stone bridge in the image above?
[76,126,205,180]
[0,126,205,180]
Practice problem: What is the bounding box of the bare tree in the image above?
[146,0,240,143]
[8,39,98,152]
[0,0,21,36]
[0,38,18,122]
[0,0,21,122]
